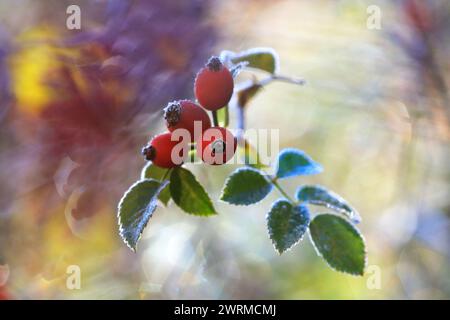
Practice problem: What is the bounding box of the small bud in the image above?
[206,56,223,72]
[164,101,182,127]
[142,145,155,161]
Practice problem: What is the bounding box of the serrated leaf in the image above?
[141,163,171,206]
[309,214,366,276]
[230,48,279,74]
[267,200,310,254]
[216,105,229,127]
[238,139,268,169]
[296,185,361,223]
[170,167,216,216]
[275,148,323,179]
[221,167,273,205]
[118,179,168,251]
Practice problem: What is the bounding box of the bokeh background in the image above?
[0,0,449,299]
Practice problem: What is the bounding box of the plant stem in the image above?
[236,105,245,131]
[162,168,172,181]
[270,176,296,203]
[261,74,306,87]
[238,74,306,93]
[232,71,304,204]
[212,110,219,127]
[223,106,230,127]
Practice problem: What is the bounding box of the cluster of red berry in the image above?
[142,56,237,168]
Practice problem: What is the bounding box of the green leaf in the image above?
[237,139,268,169]
[118,179,168,251]
[296,185,361,223]
[309,214,366,276]
[230,48,279,74]
[170,167,216,216]
[221,167,273,205]
[267,200,310,254]
[156,184,171,206]
[140,162,167,180]
[275,148,323,179]
[141,163,171,206]
[216,105,229,127]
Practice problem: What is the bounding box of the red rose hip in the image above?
[197,127,237,165]
[142,132,186,168]
[194,56,234,111]
[164,100,211,142]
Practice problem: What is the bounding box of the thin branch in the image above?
[270,177,296,203]
[212,110,219,127]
